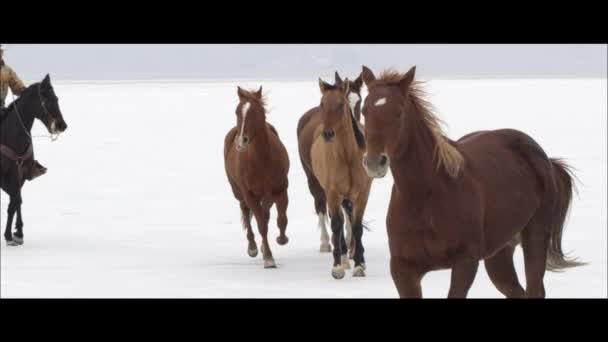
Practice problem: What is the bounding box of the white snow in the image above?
[1,78,606,298]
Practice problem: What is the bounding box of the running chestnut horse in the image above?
[1,74,68,246]
[297,72,364,257]
[360,66,584,298]
[298,72,372,279]
[224,86,289,268]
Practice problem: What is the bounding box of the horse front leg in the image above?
[274,189,289,246]
[245,192,276,269]
[351,188,371,277]
[13,206,25,245]
[327,192,346,280]
[4,193,22,246]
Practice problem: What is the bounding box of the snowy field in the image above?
[1,78,606,298]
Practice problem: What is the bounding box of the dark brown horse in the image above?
[224,86,290,268]
[297,72,363,256]
[360,66,584,298]
[298,72,371,279]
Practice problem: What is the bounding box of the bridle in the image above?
[11,83,60,141]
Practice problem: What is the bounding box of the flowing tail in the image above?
[546,158,587,271]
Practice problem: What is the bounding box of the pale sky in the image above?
[2,44,606,81]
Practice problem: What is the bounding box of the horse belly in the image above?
[478,160,542,256]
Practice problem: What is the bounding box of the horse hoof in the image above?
[320,244,332,253]
[353,266,366,277]
[276,235,288,246]
[264,259,277,269]
[12,235,24,245]
[341,255,351,270]
[248,247,258,258]
[6,240,19,247]
[332,266,345,280]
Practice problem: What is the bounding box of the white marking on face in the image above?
[50,121,56,133]
[348,92,361,118]
[374,97,387,107]
[239,102,250,139]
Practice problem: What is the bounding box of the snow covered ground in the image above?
[1,78,606,298]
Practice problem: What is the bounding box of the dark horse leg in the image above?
[274,190,289,246]
[240,201,257,258]
[350,192,370,277]
[485,244,525,298]
[390,257,423,298]
[13,206,25,245]
[4,193,22,246]
[327,192,347,279]
[351,216,365,277]
[447,260,479,298]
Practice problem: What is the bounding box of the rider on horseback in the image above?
[0,44,47,181]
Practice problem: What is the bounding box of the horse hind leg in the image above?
[302,161,330,252]
[313,186,331,253]
[521,218,550,298]
[484,243,525,298]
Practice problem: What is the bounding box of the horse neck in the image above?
[1,90,35,147]
[247,122,272,164]
[390,100,438,197]
[336,105,361,161]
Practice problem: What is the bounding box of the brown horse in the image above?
[360,66,585,298]
[224,86,290,268]
[298,72,372,279]
[297,72,363,256]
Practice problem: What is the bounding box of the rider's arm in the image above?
[7,66,26,96]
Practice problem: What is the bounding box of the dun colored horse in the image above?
[297,72,363,257]
[298,72,372,279]
[1,74,68,246]
[360,66,584,298]
[224,86,290,268]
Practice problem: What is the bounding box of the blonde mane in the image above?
[379,70,464,177]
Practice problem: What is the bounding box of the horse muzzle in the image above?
[322,128,335,143]
[236,136,250,153]
[363,153,389,178]
[48,119,67,135]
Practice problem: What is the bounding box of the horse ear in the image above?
[255,86,263,99]
[42,74,51,88]
[334,71,343,87]
[341,77,350,94]
[361,66,376,87]
[319,78,331,94]
[399,66,416,95]
[351,73,363,92]
[237,86,246,99]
